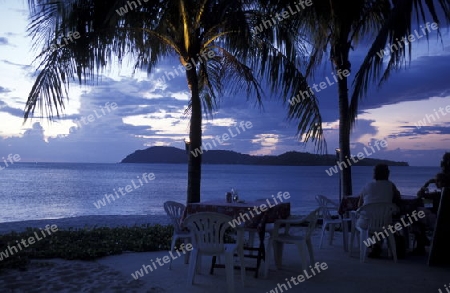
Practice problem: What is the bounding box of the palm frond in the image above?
[25,0,325,151]
[349,0,450,126]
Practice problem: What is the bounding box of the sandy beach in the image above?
[0,215,170,234]
[1,215,449,292]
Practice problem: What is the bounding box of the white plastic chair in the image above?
[354,203,399,263]
[184,212,245,293]
[245,199,273,253]
[348,211,359,254]
[264,208,320,275]
[316,195,351,250]
[245,222,277,278]
[163,201,193,269]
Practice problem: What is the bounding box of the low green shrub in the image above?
[0,224,173,271]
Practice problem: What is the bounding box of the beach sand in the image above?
[0,215,170,234]
[1,216,449,292]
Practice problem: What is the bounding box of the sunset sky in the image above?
[0,1,449,166]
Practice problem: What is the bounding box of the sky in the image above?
[0,1,449,166]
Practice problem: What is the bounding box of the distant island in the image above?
[121,146,409,166]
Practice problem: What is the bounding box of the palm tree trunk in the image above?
[186,68,202,203]
[338,80,352,196]
[335,45,353,197]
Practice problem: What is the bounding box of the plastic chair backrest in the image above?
[281,208,320,239]
[163,201,186,233]
[315,195,338,221]
[304,208,320,239]
[183,212,233,254]
[357,203,398,229]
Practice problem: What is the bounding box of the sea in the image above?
[0,162,440,223]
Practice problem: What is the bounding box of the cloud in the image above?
[0,120,146,163]
[0,86,11,93]
[0,37,8,45]
[0,5,448,167]
[0,99,24,117]
[313,51,450,123]
[374,148,449,167]
[350,119,379,140]
[392,124,450,138]
[2,60,32,71]
[2,50,446,166]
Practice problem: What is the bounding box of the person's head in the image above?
[441,152,450,174]
[373,163,390,180]
[435,172,450,188]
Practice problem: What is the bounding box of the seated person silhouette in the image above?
[413,172,450,255]
[357,164,401,258]
[441,152,450,174]
[417,173,448,214]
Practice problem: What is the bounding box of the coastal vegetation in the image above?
[0,225,173,271]
[0,223,238,271]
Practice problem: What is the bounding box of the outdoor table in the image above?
[338,195,423,215]
[185,200,290,227]
[183,200,290,277]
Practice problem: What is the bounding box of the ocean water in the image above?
[0,162,440,223]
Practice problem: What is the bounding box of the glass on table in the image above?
[226,192,232,203]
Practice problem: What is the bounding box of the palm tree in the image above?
[25,0,325,203]
[273,0,450,196]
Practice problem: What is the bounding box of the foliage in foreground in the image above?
[0,224,173,271]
